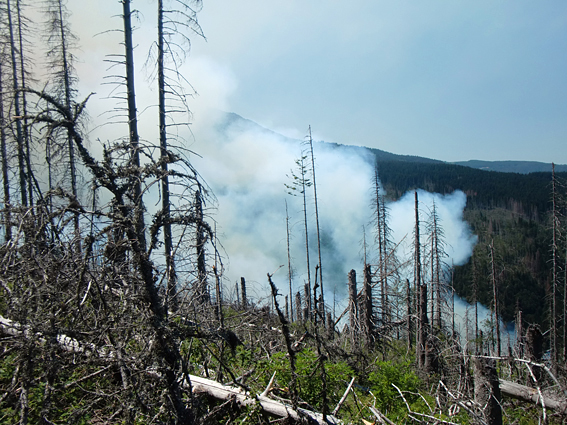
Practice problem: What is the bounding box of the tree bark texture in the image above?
[348,269,358,342]
[473,357,502,425]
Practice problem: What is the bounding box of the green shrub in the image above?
[258,348,354,411]
[367,359,421,418]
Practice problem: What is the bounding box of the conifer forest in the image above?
[0,1,566,424]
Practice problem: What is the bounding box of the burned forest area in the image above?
[0,1,566,424]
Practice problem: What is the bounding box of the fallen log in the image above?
[499,379,567,413]
[190,375,342,424]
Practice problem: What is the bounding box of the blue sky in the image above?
[181,1,567,164]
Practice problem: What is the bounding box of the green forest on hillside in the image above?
[376,160,563,328]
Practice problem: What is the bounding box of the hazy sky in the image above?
[63,1,567,164]
[183,1,567,164]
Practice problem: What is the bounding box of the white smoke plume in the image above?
[191,110,479,310]
[193,114,376,303]
[388,189,478,269]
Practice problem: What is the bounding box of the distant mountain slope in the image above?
[453,160,567,174]
[216,111,563,215]
[219,112,566,174]
[218,112,447,164]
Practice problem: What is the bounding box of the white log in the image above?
[499,379,567,413]
[189,375,342,424]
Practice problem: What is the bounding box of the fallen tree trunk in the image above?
[1,314,341,424]
[499,379,567,413]
[189,375,341,424]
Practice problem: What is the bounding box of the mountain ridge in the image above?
[218,112,565,174]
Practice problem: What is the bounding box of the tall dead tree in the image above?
[157,0,176,308]
[286,200,294,321]
[0,58,11,242]
[415,191,429,369]
[44,0,81,245]
[406,278,412,350]
[286,154,313,318]
[154,0,203,310]
[489,239,501,357]
[373,166,386,326]
[427,200,445,331]
[122,0,146,254]
[473,255,480,354]
[307,126,325,322]
[6,0,27,207]
[15,0,35,207]
[550,163,559,366]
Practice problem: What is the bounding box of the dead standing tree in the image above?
[348,269,359,343]
[43,0,81,246]
[415,191,425,367]
[153,0,204,310]
[426,199,447,332]
[549,163,561,368]
[489,239,501,357]
[286,153,313,319]
[373,165,389,328]
[6,0,28,207]
[0,54,11,242]
[361,263,374,345]
[307,126,325,323]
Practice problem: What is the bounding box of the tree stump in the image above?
[474,357,502,425]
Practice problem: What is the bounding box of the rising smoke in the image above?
[191,108,479,310]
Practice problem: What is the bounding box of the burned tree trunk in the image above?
[414,191,429,369]
[240,277,247,309]
[327,312,334,340]
[304,282,311,322]
[195,189,209,304]
[406,279,412,350]
[295,291,302,324]
[418,282,429,369]
[474,357,502,425]
[525,325,543,382]
[361,264,373,345]
[122,0,146,252]
[285,200,293,322]
[0,60,10,242]
[348,269,358,342]
[7,0,27,207]
[489,240,501,357]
